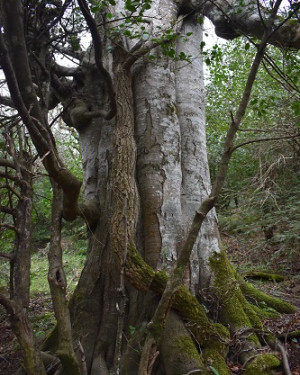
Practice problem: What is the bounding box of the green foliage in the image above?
[209,365,220,375]
[30,237,86,295]
[205,37,300,273]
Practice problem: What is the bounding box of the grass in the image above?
[30,238,86,295]
[0,235,87,337]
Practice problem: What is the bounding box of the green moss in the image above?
[249,303,280,319]
[174,335,204,363]
[200,324,230,374]
[245,354,280,375]
[41,325,58,352]
[208,323,230,355]
[174,285,209,327]
[56,351,81,375]
[241,282,297,314]
[209,252,260,345]
[243,303,264,331]
[203,348,231,375]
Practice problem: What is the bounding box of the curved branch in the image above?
[53,62,81,77]
[0,205,17,216]
[0,94,15,108]
[0,293,14,314]
[232,134,300,151]
[0,251,13,260]
[0,158,17,169]
[0,223,18,232]
[201,0,300,49]
[77,0,117,120]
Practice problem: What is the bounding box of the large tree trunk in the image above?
[64,11,224,374]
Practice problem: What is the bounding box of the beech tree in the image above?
[0,1,299,374]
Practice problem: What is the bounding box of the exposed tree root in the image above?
[243,272,284,282]
[240,282,297,314]
[40,245,297,374]
[124,246,297,373]
[244,354,281,375]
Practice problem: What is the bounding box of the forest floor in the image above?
[0,234,299,375]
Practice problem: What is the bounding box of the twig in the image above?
[232,134,300,151]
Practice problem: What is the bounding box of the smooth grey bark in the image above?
[175,15,221,291]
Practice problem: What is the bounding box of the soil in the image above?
[0,316,21,375]
[224,233,300,375]
[0,236,299,374]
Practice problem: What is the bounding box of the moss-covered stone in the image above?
[244,353,280,375]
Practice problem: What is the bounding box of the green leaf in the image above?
[125,0,136,12]
[197,16,203,24]
[209,366,220,375]
[90,6,99,13]
[107,13,113,19]
[168,48,175,58]
[245,42,250,50]
[123,29,132,36]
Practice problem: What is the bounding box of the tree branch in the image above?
[232,134,300,152]
[0,251,13,260]
[0,158,17,169]
[0,223,18,232]
[0,293,14,315]
[52,62,81,77]
[0,0,83,221]
[201,0,300,49]
[0,205,17,216]
[77,0,117,120]
[0,94,15,108]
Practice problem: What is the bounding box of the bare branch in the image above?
[0,223,18,232]
[0,94,15,108]
[0,293,14,314]
[0,205,17,216]
[0,251,13,260]
[0,158,16,169]
[52,62,81,77]
[232,133,300,151]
